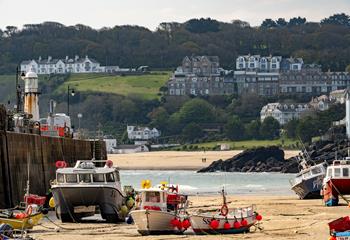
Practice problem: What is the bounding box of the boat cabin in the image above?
[291,163,326,186]
[137,189,168,211]
[325,160,350,179]
[55,160,121,185]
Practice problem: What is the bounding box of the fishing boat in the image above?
[0,195,46,230]
[321,159,350,206]
[190,189,262,234]
[51,160,129,223]
[328,216,350,240]
[129,181,190,235]
[289,151,327,199]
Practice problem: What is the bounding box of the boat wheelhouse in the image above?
[322,159,350,206]
[290,162,327,199]
[51,160,127,222]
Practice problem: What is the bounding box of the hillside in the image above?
[1,14,350,73]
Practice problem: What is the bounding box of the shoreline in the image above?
[110,150,300,171]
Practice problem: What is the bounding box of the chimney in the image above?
[38,56,42,61]
[65,56,69,61]
[75,55,79,61]
[48,56,52,62]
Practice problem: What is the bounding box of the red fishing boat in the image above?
[321,159,350,206]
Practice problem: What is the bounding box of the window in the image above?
[334,168,341,177]
[93,174,105,182]
[106,173,115,182]
[145,192,160,202]
[66,174,78,183]
[79,174,91,183]
[343,168,349,177]
[57,173,64,183]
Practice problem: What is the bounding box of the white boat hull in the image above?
[190,208,257,234]
[130,210,182,235]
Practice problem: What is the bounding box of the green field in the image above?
[179,138,300,150]
[57,72,171,100]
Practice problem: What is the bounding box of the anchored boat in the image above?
[190,189,262,234]
[130,181,190,235]
[322,159,350,206]
[290,151,327,199]
[51,160,129,222]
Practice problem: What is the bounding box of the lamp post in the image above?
[67,85,75,116]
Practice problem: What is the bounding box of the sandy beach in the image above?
[31,194,346,240]
[109,150,300,170]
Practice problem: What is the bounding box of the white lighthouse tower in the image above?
[23,71,40,121]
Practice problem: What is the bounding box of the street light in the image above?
[67,85,75,116]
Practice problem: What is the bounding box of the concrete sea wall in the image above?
[0,130,106,208]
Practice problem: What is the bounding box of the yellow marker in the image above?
[49,197,55,208]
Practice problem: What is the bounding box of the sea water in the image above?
[120,170,295,196]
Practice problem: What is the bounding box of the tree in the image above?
[321,13,350,27]
[182,122,204,141]
[185,18,220,33]
[276,18,288,27]
[288,17,306,27]
[224,116,245,140]
[147,107,169,131]
[245,120,261,139]
[178,98,215,124]
[261,19,277,29]
[296,117,319,143]
[284,119,299,139]
[260,117,280,140]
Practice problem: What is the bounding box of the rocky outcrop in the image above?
[198,140,350,174]
[198,146,286,173]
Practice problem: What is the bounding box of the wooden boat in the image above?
[129,181,189,235]
[321,159,350,206]
[328,216,350,240]
[0,195,46,230]
[290,150,327,199]
[190,189,262,234]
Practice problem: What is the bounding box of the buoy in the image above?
[120,205,129,216]
[241,218,248,226]
[126,198,135,208]
[233,220,241,229]
[329,236,336,240]
[256,214,263,221]
[105,160,113,168]
[209,219,219,229]
[170,218,180,228]
[182,219,191,229]
[49,197,55,208]
[224,221,231,230]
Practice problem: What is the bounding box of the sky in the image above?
[0,0,349,30]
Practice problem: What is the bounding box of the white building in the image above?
[260,103,310,125]
[114,144,149,154]
[20,55,119,75]
[104,139,117,154]
[330,89,348,104]
[127,125,161,140]
[236,55,282,72]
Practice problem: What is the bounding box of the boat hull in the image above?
[322,179,350,206]
[0,213,43,230]
[130,210,182,235]
[291,175,324,199]
[51,185,125,222]
[190,213,257,235]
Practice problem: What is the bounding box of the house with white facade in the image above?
[20,55,119,75]
[260,103,310,125]
[127,126,161,140]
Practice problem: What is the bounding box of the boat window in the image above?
[334,168,341,177]
[343,168,349,177]
[66,174,78,183]
[106,173,115,182]
[93,174,105,182]
[57,173,64,183]
[79,174,91,183]
[311,167,322,175]
[327,168,332,177]
[145,192,161,203]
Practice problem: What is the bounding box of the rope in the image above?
[330,180,350,204]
